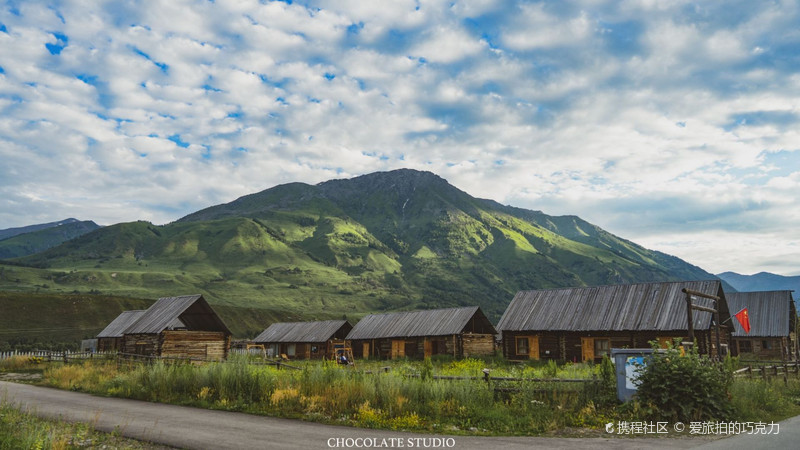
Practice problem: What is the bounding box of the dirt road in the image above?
[0,380,785,450]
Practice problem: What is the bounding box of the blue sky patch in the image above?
[132,47,169,73]
[168,135,190,148]
[725,110,798,131]
[45,33,68,55]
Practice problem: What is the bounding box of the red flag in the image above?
[735,308,751,334]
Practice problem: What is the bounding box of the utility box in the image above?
[610,348,660,402]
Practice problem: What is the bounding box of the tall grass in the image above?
[40,356,800,435]
[39,356,603,434]
[0,398,162,449]
[729,378,800,422]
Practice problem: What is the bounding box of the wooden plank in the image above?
[581,337,594,362]
[530,335,539,360]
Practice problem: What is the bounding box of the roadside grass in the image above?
[0,398,168,449]
[729,378,800,422]
[32,356,800,436]
[39,356,612,435]
[0,355,39,372]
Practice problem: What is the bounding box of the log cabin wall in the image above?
[734,337,787,359]
[122,333,160,356]
[160,330,229,360]
[501,330,728,362]
[97,337,122,352]
[461,333,494,357]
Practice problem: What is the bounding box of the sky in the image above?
[0,1,798,277]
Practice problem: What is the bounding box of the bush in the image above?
[634,342,733,422]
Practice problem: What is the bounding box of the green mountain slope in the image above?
[3,169,722,321]
[0,220,100,259]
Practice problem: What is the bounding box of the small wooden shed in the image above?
[121,294,232,360]
[497,280,733,362]
[97,310,146,352]
[727,291,797,359]
[252,320,353,359]
[346,306,496,359]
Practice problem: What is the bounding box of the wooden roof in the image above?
[726,291,796,337]
[497,280,730,332]
[252,320,352,343]
[124,294,231,335]
[346,306,496,340]
[97,310,146,338]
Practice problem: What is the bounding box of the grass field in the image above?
[3,354,799,437]
[0,398,169,449]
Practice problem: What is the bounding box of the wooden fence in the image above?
[734,361,800,383]
[115,352,303,370]
[0,349,115,363]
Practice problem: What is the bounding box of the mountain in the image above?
[0,220,101,259]
[0,218,87,241]
[3,170,722,321]
[717,271,800,295]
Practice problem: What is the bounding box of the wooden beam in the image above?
[681,288,720,301]
[691,304,717,314]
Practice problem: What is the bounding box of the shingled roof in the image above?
[726,291,796,337]
[346,306,496,340]
[124,294,231,335]
[497,280,730,332]
[97,310,146,338]
[253,320,352,343]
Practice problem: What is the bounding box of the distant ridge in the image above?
[717,271,800,295]
[0,218,83,241]
[0,219,100,259]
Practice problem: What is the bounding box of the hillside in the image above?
[0,218,89,241]
[718,271,800,295]
[0,292,292,350]
[2,169,721,321]
[0,220,100,259]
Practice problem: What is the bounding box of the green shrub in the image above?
[634,342,733,422]
[595,355,617,406]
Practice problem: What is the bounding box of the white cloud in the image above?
[0,0,798,275]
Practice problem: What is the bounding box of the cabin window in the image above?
[311,345,318,353]
[762,340,772,350]
[516,337,529,356]
[287,344,296,356]
[738,340,752,353]
[594,339,610,359]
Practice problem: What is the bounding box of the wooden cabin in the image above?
[497,280,733,362]
[121,294,232,360]
[97,310,145,352]
[727,291,797,360]
[346,306,496,359]
[251,320,352,360]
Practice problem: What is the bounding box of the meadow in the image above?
[0,396,167,449]
[2,354,794,436]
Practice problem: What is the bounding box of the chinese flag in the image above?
[734,308,751,334]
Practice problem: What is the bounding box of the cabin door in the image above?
[363,342,370,358]
[529,336,540,360]
[391,340,405,359]
[423,338,432,358]
[581,337,594,362]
